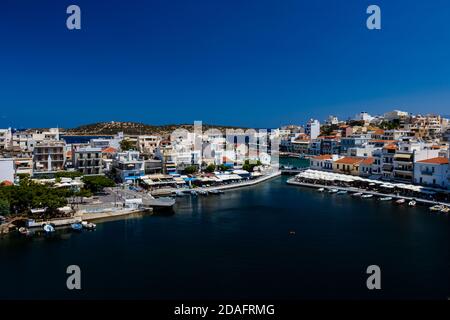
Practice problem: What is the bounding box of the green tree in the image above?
[183,165,198,175]
[204,164,216,173]
[0,198,10,216]
[120,139,136,151]
[82,176,115,193]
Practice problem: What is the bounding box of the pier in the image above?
[287,178,450,207]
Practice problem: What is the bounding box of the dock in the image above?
[287,178,450,207]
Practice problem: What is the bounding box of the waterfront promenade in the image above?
[287,178,450,207]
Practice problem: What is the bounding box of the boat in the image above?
[336,190,348,195]
[328,188,339,193]
[198,190,208,196]
[440,206,449,213]
[42,224,55,233]
[81,221,96,230]
[71,223,83,232]
[361,194,373,199]
[190,190,198,196]
[175,191,185,197]
[395,199,406,204]
[317,188,325,192]
[352,192,363,197]
[379,197,393,201]
[429,204,443,212]
[408,200,416,207]
[18,227,31,236]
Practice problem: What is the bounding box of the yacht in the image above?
[430,204,444,212]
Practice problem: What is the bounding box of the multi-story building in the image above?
[112,151,145,182]
[73,147,103,175]
[320,136,340,155]
[333,157,365,176]
[0,128,12,150]
[392,138,441,183]
[137,135,160,155]
[406,114,443,139]
[305,119,320,140]
[32,141,66,174]
[340,134,372,154]
[414,157,449,189]
[14,156,33,176]
[310,154,340,172]
[359,157,375,177]
[0,158,14,183]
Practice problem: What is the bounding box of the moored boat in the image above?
[328,188,339,193]
[42,224,55,233]
[352,192,363,197]
[429,204,443,212]
[81,221,96,230]
[408,200,416,207]
[440,206,449,213]
[71,223,83,232]
[18,227,31,236]
[337,190,348,195]
[395,199,406,204]
[317,188,325,192]
[190,190,198,196]
[361,194,373,199]
[379,197,393,201]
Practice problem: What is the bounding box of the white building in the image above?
[354,112,374,122]
[112,151,145,182]
[326,115,339,125]
[383,110,409,121]
[0,158,14,183]
[137,135,161,155]
[414,157,449,189]
[305,119,320,140]
[0,128,12,150]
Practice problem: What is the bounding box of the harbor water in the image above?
[0,158,448,299]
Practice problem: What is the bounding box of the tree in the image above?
[82,176,115,194]
[0,199,9,216]
[120,139,136,151]
[242,160,262,172]
[183,166,198,175]
[218,164,229,172]
[204,164,216,173]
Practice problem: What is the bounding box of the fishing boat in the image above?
[328,188,339,193]
[317,188,325,192]
[337,190,348,195]
[361,194,373,199]
[395,199,406,204]
[18,227,31,236]
[408,200,416,207]
[429,204,443,212]
[379,196,393,201]
[43,224,55,233]
[71,223,83,232]
[440,206,449,213]
[81,221,96,230]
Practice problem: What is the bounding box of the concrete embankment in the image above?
[287,178,450,207]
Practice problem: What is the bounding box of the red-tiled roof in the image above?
[383,144,398,150]
[102,147,117,154]
[361,157,374,165]
[334,157,365,165]
[417,157,449,165]
[311,154,332,160]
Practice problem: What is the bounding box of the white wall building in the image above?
[414,157,449,189]
[0,158,15,183]
[305,119,320,140]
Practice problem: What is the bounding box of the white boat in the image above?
[198,190,208,196]
[430,204,444,212]
[18,227,31,236]
[395,199,406,204]
[379,197,393,201]
[190,190,198,196]
[408,200,416,207]
[317,188,325,192]
[328,188,339,193]
[337,190,348,195]
[352,192,363,197]
[81,221,96,230]
[440,206,449,213]
[361,194,373,199]
[43,224,55,233]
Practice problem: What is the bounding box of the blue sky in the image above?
[1,0,449,128]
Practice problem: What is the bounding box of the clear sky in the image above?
[1,0,449,128]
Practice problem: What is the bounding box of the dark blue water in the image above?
[0,174,448,300]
